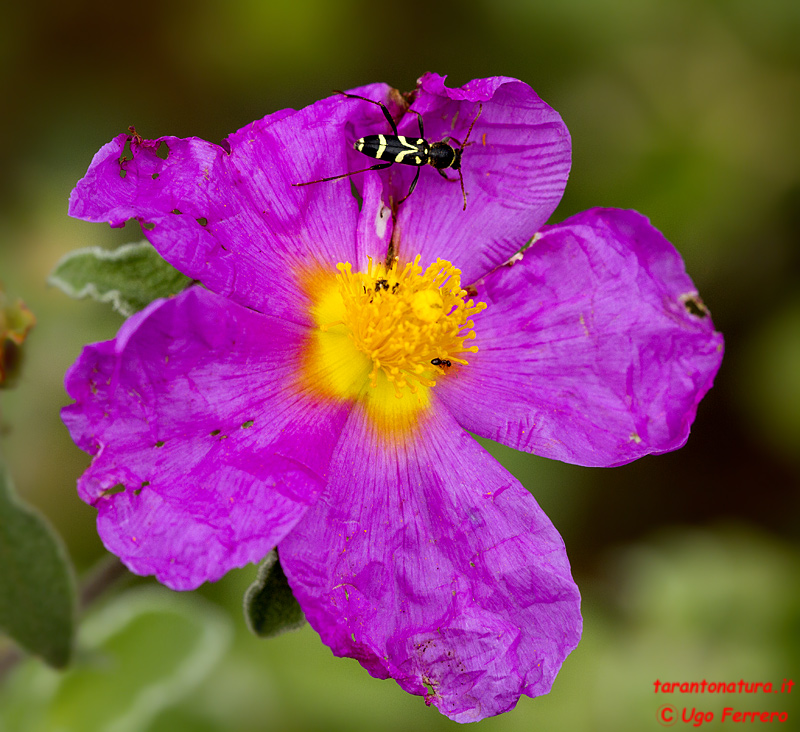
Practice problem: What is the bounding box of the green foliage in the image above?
[739,295,800,465]
[0,289,36,389]
[48,241,192,317]
[0,463,76,668]
[243,550,306,638]
[0,589,232,732]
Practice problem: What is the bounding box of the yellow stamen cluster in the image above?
[326,256,485,397]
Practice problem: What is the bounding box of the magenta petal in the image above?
[279,401,581,722]
[395,73,571,284]
[67,92,395,319]
[62,287,349,589]
[438,208,724,467]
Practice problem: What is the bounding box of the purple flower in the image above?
[64,73,723,721]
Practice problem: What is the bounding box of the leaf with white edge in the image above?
[0,588,232,732]
[48,240,192,317]
[0,463,76,667]
[244,549,306,638]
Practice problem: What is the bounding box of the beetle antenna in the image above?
[463,103,482,148]
[457,103,482,210]
[292,162,391,188]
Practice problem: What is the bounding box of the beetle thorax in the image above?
[428,142,458,170]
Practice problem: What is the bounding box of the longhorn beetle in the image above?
[293,91,482,210]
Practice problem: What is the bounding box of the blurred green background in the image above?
[1,0,799,730]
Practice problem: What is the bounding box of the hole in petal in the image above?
[155,440,165,448]
[349,179,363,210]
[196,217,208,226]
[156,141,169,160]
[241,420,254,429]
[422,675,440,701]
[172,209,182,215]
[681,293,709,318]
[99,483,125,497]
[210,429,221,436]
[142,221,155,231]
[118,138,132,179]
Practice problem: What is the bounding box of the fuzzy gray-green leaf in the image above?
[0,464,76,667]
[49,240,192,317]
[244,550,306,638]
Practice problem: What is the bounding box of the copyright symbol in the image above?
[658,705,675,726]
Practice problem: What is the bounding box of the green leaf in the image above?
[0,463,76,667]
[0,588,232,732]
[48,240,192,317]
[244,549,306,638]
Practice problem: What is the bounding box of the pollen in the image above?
[323,256,485,398]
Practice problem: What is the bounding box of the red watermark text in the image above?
[654,679,792,726]
[655,679,794,695]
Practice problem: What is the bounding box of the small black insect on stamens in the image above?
[292,90,482,211]
[375,279,390,292]
[431,358,452,368]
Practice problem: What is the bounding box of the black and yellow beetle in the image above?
[293,91,481,210]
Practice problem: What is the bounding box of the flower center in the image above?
[324,256,485,397]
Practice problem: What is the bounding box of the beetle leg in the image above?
[396,166,422,206]
[292,162,392,188]
[334,90,399,136]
